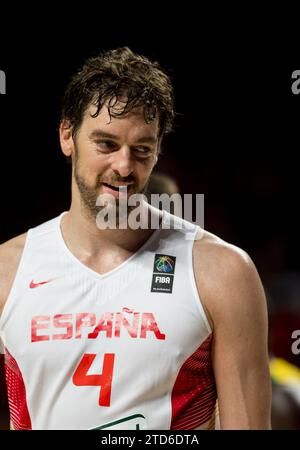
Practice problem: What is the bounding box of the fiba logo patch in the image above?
[154,255,175,274]
[151,254,176,293]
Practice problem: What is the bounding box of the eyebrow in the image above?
[89,129,158,145]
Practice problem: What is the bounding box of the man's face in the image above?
[63,103,160,220]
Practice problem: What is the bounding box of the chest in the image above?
[76,249,134,276]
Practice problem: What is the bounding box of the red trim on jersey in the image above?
[171,334,217,429]
[4,348,32,430]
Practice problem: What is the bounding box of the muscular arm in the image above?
[0,353,9,430]
[0,234,26,430]
[0,234,27,318]
[194,233,271,429]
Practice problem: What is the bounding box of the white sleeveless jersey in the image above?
[0,209,217,430]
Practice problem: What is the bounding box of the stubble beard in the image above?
[73,144,150,226]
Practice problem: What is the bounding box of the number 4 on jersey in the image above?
[72,353,115,407]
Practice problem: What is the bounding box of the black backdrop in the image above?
[0,24,299,279]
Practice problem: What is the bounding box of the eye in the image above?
[133,147,153,157]
[95,140,118,152]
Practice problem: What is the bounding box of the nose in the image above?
[110,145,134,178]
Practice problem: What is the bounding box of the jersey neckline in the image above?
[55,206,164,281]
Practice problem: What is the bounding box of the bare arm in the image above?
[0,234,27,430]
[0,353,9,429]
[194,234,271,429]
[0,234,27,318]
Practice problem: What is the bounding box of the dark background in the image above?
[0,30,299,273]
[0,11,299,428]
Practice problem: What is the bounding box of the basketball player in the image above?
[0,47,271,430]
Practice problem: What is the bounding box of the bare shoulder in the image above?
[193,229,266,329]
[0,233,27,316]
[193,229,253,280]
[0,233,27,268]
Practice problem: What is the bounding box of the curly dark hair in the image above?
[61,47,175,139]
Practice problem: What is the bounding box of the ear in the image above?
[59,120,74,157]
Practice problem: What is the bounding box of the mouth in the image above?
[101,182,133,198]
[102,183,130,192]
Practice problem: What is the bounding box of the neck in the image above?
[61,198,161,257]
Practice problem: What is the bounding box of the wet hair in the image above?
[61,47,175,139]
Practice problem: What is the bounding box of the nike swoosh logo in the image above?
[29,279,53,289]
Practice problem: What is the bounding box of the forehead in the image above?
[81,103,160,141]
